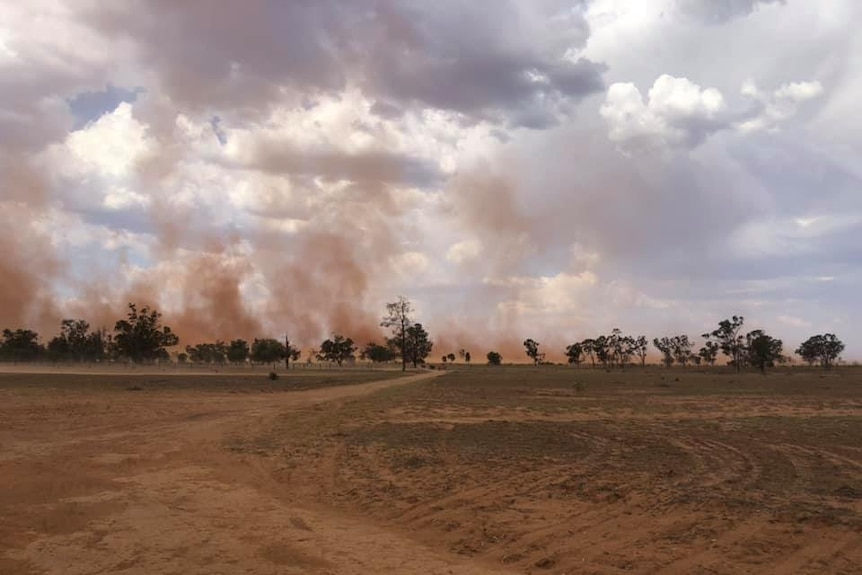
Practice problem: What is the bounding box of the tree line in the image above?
[0,305,847,372]
[518,315,845,372]
[0,297,438,371]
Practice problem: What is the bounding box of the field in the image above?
[1,366,860,574]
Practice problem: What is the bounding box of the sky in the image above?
[1,0,860,361]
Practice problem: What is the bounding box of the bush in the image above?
[268,371,279,381]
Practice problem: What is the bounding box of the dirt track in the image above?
[2,367,860,574]
[1,370,516,575]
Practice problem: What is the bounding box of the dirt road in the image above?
[1,371,516,575]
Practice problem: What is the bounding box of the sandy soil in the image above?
[1,370,514,575]
[2,367,860,575]
[244,367,862,574]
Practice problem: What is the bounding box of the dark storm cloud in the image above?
[90,0,604,127]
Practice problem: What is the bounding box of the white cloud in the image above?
[62,103,152,177]
[736,80,824,133]
[602,74,826,152]
[601,74,727,152]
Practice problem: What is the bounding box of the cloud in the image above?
[446,240,484,265]
[1,0,861,361]
[677,0,786,24]
[601,75,825,152]
[736,80,824,133]
[601,75,728,152]
[87,1,605,128]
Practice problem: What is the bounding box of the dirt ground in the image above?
[1,366,860,574]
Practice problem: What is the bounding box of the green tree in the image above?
[2,329,43,362]
[746,330,783,373]
[565,342,584,367]
[704,316,746,371]
[382,296,413,372]
[632,335,648,367]
[62,319,90,361]
[796,334,844,369]
[670,335,694,367]
[317,334,357,366]
[227,339,250,364]
[698,341,719,366]
[360,342,394,363]
[581,338,597,368]
[185,341,227,364]
[112,303,179,363]
[44,320,106,363]
[523,339,541,365]
[652,337,674,368]
[593,335,611,368]
[46,334,70,362]
[405,323,433,368]
[608,329,630,368]
[487,351,502,365]
[250,338,286,366]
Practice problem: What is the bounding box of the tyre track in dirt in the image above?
[1,370,521,575]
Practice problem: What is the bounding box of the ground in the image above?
[0,365,859,574]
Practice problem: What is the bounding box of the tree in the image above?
[746,330,783,373]
[465,351,471,365]
[317,334,357,366]
[653,337,674,368]
[227,339,250,364]
[283,335,298,370]
[796,334,844,369]
[523,339,541,365]
[704,316,746,371]
[359,343,395,363]
[487,351,502,365]
[670,335,694,367]
[447,352,456,363]
[633,335,648,367]
[287,345,301,365]
[565,342,584,367]
[698,341,719,366]
[382,296,413,372]
[250,338,286,366]
[44,320,105,363]
[609,329,633,368]
[593,335,611,368]
[441,355,447,365]
[112,303,179,363]
[581,338,596,368]
[46,334,70,362]
[458,349,466,362]
[185,341,227,364]
[405,323,433,368]
[1,329,42,362]
[177,352,188,364]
